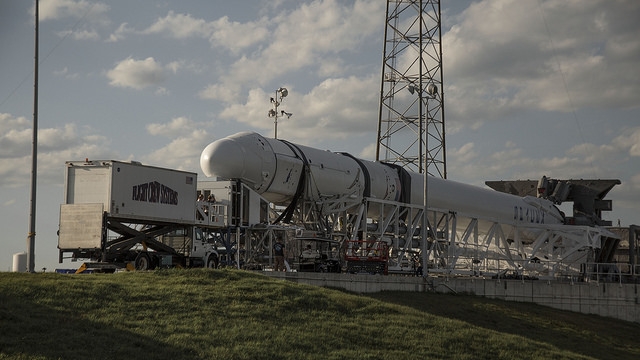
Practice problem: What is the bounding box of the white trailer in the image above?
[59,160,221,271]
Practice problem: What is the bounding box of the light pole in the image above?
[27,0,39,273]
[268,87,292,139]
[410,82,438,277]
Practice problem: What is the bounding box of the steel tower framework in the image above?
[376,0,446,178]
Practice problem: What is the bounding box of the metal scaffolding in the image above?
[376,0,446,179]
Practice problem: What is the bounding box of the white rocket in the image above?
[200,132,564,228]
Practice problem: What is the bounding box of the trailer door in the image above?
[58,203,104,250]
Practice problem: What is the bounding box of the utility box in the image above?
[63,160,197,224]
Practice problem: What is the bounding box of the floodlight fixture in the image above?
[426,83,438,96]
[269,86,293,139]
[408,83,438,98]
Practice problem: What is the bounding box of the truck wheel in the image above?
[206,255,218,269]
[135,253,151,271]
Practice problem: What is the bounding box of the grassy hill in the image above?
[0,269,638,360]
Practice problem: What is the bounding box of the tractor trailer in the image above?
[57,160,269,271]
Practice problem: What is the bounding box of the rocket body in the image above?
[200,132,564,227]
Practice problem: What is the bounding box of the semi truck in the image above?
[57,160,271,272]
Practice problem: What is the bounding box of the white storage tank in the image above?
[12,252,27,272]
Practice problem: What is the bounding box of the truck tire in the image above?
[135,253,152,271]
[206,254,218,269]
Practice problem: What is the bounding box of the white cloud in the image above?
[39,124,82,152]
[117,9,271,51]
[291,76,379,137]
[142,11,213,39]
[37,0,112,42]
[134,1,384,107]
[57,28,100,40]
[215,87,271,125]
[447,124,640,193]
[358,142,378,160]
[613,127,640,157]
[217,75,379,144]
[147,117,200,137]
[53,67,79,79]
[38,0,110,21]
[0,114,112,187]
[0,128,31,158]
[208,16,269,53]
[154,87,169,96]
[0,114,31,158]
[142,117,217,171]
[198,0,384,100]
[0,113,29,133]
[443,0,640,128]
[142,130,212,172]
[106,22,133,42]
[106,57,171,90]
[450,142,477,164]
[199,82,242,103]
[629,173,640,191]
[166,61,182,74]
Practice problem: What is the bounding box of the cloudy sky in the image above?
[1,0,639,271]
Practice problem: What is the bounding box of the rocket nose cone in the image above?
[200,138,244,178]
[200,132,278,193]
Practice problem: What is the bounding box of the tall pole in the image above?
[27,0,39,273]
[419,0,429,277]
[268,87,290,140]
[274,90,278,139]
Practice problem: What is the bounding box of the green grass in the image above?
[0,269,638,360]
